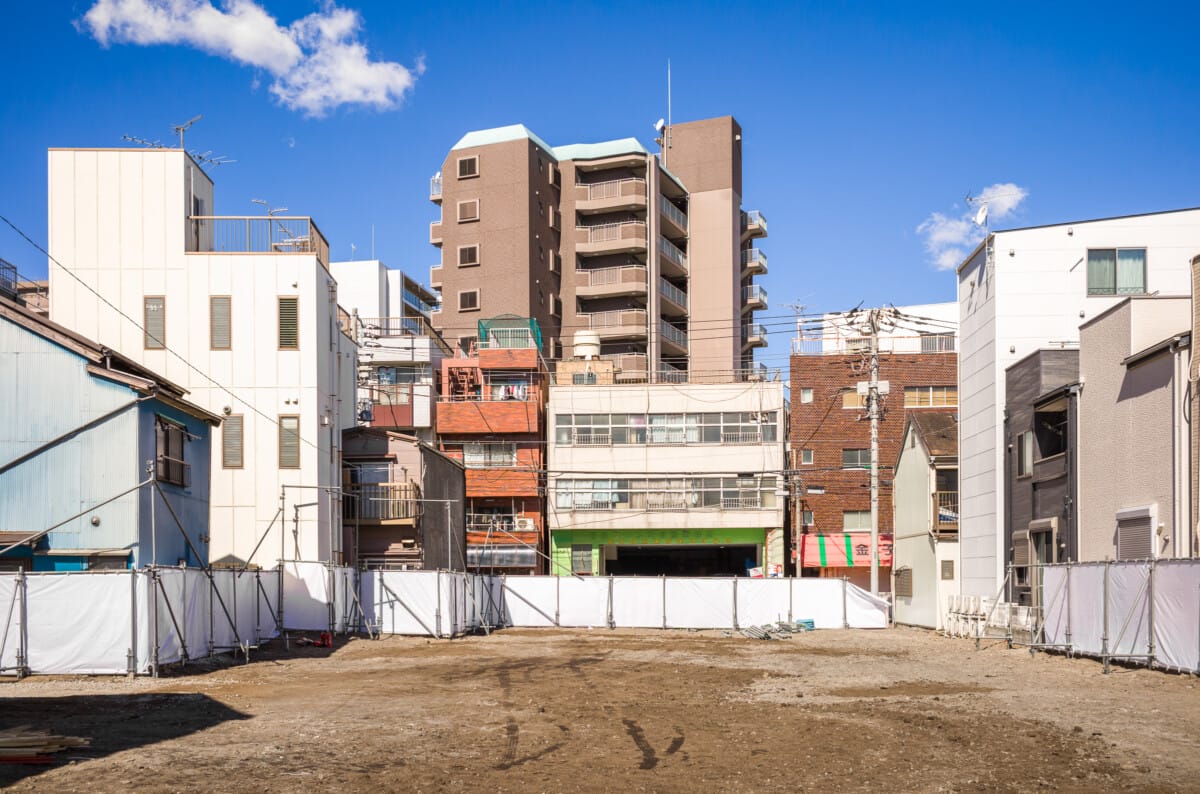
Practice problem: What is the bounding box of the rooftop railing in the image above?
[188,216,330,267]
[791,333,958,355]
[430,175,442,198]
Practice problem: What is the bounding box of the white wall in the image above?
[48,148,350,565]
[957,210,1200,596]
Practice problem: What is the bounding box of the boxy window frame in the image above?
[457,155,479,179]
[1016,430,1034,477]
[155,416,189,487]
[458,289,480,313]
[278,415,301,470]
[278,296,300,351]
[1087,248,1147,296]
[144,295,166,350]
[457,199,480,223]
[210,295,232,351]
[458,244,480,268]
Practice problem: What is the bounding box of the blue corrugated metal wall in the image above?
[137,401,212,566]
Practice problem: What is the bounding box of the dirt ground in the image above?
[2,626,1199,792]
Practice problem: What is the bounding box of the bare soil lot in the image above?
[3,626,1199,792]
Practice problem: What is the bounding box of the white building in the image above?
[330,259,448,442]
[47,148,357,566]
[794,301,958,356]
[957,208,1200,596]
[547,370,787,577]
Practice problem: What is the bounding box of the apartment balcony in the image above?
[187,216,330,267]
[742,323,768,349]
[437,389,543,435]
[659,362,688,383]
[659,277,687,317]
[344,482,421,525]
[430,174,443,203]
[575,221,647,256]
[581,309,648,341]
[934,491,959,535]
[658,236,688,278]
[742,283,768,312]
[741,209,768,241]
[599,352,649,382]
[742,247,768,276]
[576,266,648,299]
[574,178,647,214]
[660,198,688,240]
[659,320,688,354]
[430,264,442,289]
[430,220,442,246]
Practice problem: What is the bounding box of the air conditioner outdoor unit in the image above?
[514,517,536,532]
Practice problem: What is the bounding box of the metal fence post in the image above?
[555,574,561,627]
[788,576,794,624]
[127,568,137,677]
[435,569,442,639]
[151,569,160,677]
[732,576,739,631]
[661,575,667,630]
[1065,562,1073,654]
[607,575,614,629]
[842,577,849,629]
[1102,561,1111,674]
[1148,559,1157,666]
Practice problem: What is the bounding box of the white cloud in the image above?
[80,0,420,117]
[916,182,1029,271]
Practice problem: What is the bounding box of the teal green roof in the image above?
[553,137,650,161]
[451,124,556,154]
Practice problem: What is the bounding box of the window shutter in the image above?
[279,415,300,469]
[895,568,913,598]
[144,296,165,349]
[222,415,244,468]
[1117,515,1153,560]
[940,559,955,581]
[210,296,231,350]
[278,297,299,349]
[1012,529,1031,566]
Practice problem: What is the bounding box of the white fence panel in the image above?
[25,572,132,675]
[1107,562,1151,658]
[282,561,333,631]
[612,577,665,628]
[558,577,610,627]
[736,579,790,627]
[0,575,21,672]
[1041,566,1070,646]
[845,583,890,629]
[234,570,261,644]
[372,570,442,636]
[150,568,188,666]
[1067,564,1107,655]
[665,578,734,629]
[792,578,847,629]
[210,570,239,650]
[500,576,559,627]
[1153,561,1200,671]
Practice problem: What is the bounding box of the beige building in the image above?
[1079,295,1192,560]
[429,117,767,381]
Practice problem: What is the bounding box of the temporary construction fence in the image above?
[1,567,889,676]
[358,572,890,637]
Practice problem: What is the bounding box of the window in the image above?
[457,156,479,179]
[920,333,955,353]
[895,568,913,598]
[842,391,867,409]
[801,449,814,465]
[571,544,593,575]
[799,388,813,404]
[801,510,814,526]
[457,199,480,223]
[572,372,597,385]
[806,486,826,496]
[222,415,244,469]
[1016,430,1033,477]
[554,476,777,513]
[1034,407,1067,458]
[1087,248,1146,295]
[1116,508,1154,560]
[941,559,955,581]
[458,290,480,312]
[904,386,957,407]
[210,296,231,350]
[144,296,165,350]
[458,245,480,267]
[278,415,300,469]
[842,448,870,469]
[457,336,476,355]
[845,336,871,354]
[155,417,189,486]
[464,442,517,468]
[843,510,871,531]
[278,297,299,350]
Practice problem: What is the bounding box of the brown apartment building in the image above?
[789,304,958,590]
[429,117,767,381]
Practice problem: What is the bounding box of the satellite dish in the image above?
[973,204,989,227]
[654,118,665,133]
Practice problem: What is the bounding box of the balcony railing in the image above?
[584,309,647,330]
[720,431,762,445]
[659,278,687,308]
[935,491,959,532]
[658,236,688,271]
[720,495,762,510]
[742,248,768,272]
[661,199,688,231]
[574,432,612,447]
[791,333,958,355]
[741,209,768,235]
[743,284,768,307]
[576,221,646,244]
[188,216,330,267]
[599,352,648,377]
[585,265,647,287]
[659,321,688,349]
[440,384,540,403]
[743,323,767,344]
[577,178,645,201]
[344,482,420,522]
[430,175,442,199]
[0,259,16,299]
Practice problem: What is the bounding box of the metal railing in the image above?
[721,495,762,510]
[743,284,768,306]
[659,321,688,348]
[600,352,648,374]
[742,248,768,271]
[658,236,688,270]
[430,175,442,198]
[440,384,539,403]
[792,333,958,355]
[188,216,330,267]
[741,209,768,235]
[584,309,647,330]
[585,265,647,287]
[478,329,539,349]
[935,491,959,531]
[344,482,421,521]
[659,278,687,308]
[743,323,767,342]
[578,178,645,201]
[0,259,16,299]
[661,199,688,230]
[720,431,763,445]
[576,221,646,243]
[573,432,612,447]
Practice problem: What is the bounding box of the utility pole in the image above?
[858,307,891,596]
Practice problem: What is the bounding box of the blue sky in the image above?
[1,2,1198,367]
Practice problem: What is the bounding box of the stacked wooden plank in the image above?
[0,727,89,765]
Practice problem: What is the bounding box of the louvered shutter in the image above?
[1012,529,1030,566]
[278,297,299,349]
[144,296,165,349]
[1117,515,1153,560]
[279,415,300,469]
[222,415,244,468]
[895,568,913,598]
[210,296,231,350]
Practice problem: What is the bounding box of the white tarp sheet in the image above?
[1066,564,1107,654]
[25,572,133,675]
[736,579,791,627]
[367,570,443,637]
[792,577,849,629]
[1152,561,1200,672]
[665,579,736,629]
[500,576,559,627]
[844,583,890,629]
[0,575,21,672]
[1107,563,1151,658]
[611,577,664,628]
[558,577,611,628]
[1041,566,1070,645]
[282,561,334,631]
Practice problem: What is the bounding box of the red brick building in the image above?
[437,317,548,574]
[789,321,957,590]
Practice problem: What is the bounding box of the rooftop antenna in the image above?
[351,242,357,259]
[190,151,237,170]
[174,114,202,150]
[121,134,166,149]
[251,198,288,216]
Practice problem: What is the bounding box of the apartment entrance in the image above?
[604,544,759,577]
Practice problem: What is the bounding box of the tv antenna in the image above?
[174,115,202,149]
[251,198,288,217]
[121,135,166,149]
[190,151,237,169]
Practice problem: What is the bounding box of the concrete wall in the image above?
[958,210,1200,596]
